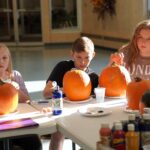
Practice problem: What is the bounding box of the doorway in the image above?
[0,0,42,45]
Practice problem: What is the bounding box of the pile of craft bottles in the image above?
[96,108,150,150]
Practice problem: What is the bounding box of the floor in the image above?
[41,138,80,150]
[10,45,115,150]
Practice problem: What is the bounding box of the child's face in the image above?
[0,48,10,72]
[71,51,95,71]
[137,29,150,57]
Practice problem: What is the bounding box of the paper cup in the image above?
[94,87,106,103]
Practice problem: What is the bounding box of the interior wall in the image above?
[82,0,148,49]
[41,0,148,49]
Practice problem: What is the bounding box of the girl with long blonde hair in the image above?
[0,43,42,150]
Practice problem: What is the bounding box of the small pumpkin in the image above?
[63,69,92,101]
[99,63,131,97]
[127,77,150,110]
[0,80,18,115]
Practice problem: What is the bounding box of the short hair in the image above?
[141,90,150,107]
[0,43,13,75]
[72,36,94,53]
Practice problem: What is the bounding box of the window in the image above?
[148,0,150,17]
[51,0,78,29]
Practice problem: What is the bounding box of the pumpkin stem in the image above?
[134,77,142,82]
[111,62,117,66]
[0,79,5,85]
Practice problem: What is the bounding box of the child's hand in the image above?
[109,52,124,65]
[43,81,56,98]
[42,107,52,113]
[11,81,19,90]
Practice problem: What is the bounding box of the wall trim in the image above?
[81,33,129,43]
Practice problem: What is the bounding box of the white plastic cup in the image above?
[94,87,106,103]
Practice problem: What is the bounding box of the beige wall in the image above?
[82,0,147,49]
[41,0,147,49]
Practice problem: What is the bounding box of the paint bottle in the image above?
[125,124,139,150]
[124,114,139,132]
[141,113,150,149]
[121,119,128,132]
[52,83,63,115]
[111,121,121,133]
[99,123,111,146]
[132,110,141,122]
[112,123,125,150]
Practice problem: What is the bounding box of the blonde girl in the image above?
[0,43,42,150]
[0,43,30,102]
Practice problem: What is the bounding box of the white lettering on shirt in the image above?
[128,64,150,80]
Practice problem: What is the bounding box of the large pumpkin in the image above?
[99,64,131,97]
[63,70,92,101]
[0,80,18,115]
[127,77,150,110]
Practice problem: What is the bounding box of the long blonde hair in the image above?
[120,20,150,68]
[0,43,13,77]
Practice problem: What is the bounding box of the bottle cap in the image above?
[52,81,57,89]
[144,108,150,114]
[113,121,121,126]
[101,123,109,128]
[143,113,150,120]
[56,85,60,90]
[132,110,140,116]
[121,119,127,123]
[128,124,135,131]
[128,114,135,121]
[115,123,122,130]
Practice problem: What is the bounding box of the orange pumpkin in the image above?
[63,70,92,101]
[99,64,131,97]
[0,80,18,115]
[127,77,150,110]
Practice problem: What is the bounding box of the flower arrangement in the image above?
[91,0,116,20]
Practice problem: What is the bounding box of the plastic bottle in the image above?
[132,110,141,122]
[144,108,150,114]
[111,121,121,133]
[121,120,128,132]
[140,113,150,148]
[112,123,125,150]
[52,82,63,115]
[125,124,139,150]
[124,114,139,132]
[99,123,111,146]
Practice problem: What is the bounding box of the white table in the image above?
[0,103,57,150]
[0,103,57,138]
[0,98,129,150]
[56,98,129,150]
[30,97,129,150]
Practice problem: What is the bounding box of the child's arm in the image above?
[43,81,55,99]
[11,81,30,103]
[12,71,30,103]
[18,89,30,103]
